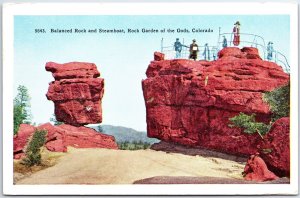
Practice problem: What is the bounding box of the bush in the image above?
[117,141,151,150]
[22,129,47,167]
[263,82,290,121]
[229,113,270,138]
[229,82,289,137]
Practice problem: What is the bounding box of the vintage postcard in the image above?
[2,2,298,195]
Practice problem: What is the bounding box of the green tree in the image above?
[229,113,270,138]
[98,125,104,133]
[21,129,47,167]
[264,81,290,121]
[14,85,32,135]
[50,114,64,126]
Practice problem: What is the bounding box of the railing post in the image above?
[218,27,221,50]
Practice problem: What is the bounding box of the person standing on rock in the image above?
[222,36,228,48]
[267,41,274,61]
[174,38,186,58]
[232,21,241,46]
[202,43,210,60]
[189,39,199,61]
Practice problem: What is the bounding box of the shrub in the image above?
[117,141,151,150]
[229,113,270,138]
[263,82,290,121]
[229,82,289,137]
[22,129,47,167]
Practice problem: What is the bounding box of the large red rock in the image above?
[244,155,278,182]
[154,51,165,61]
[13,124,36,159]
[142,47,289,156]
[13,123,118,159]
[13,123,67,159]
[37,123,67,153]
[58,124,118,149]
[46,62,104,126]
[258,117,290,176]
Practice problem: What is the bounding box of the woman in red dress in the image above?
[233,21,241,46]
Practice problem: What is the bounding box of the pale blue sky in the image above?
[14,15,290,131]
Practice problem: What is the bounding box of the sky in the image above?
[14,15,290,131]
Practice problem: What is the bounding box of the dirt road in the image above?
[16,147,245,184]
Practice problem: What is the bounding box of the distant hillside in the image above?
[89,125,160,144]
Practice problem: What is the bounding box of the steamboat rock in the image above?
[142,47,289,163]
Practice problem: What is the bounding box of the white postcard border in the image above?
[2,2,298,195]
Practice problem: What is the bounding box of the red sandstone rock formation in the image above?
[58,124,118,149]
[142,47,290,174]
[258,117,290,176]
[46,62,104,126]
[13,124,36,159]
[244,155,278,182]
[154,51,165,61]
[38,123,67,153]
[13,123,118,159]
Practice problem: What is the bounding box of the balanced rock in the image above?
[244,155,278,182]
[46,62,104,126]
[142,47,289,156]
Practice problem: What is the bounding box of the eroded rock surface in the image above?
[244,155,278,182]
[142,47,289,167]
[46,62,104,126]
[13,123,118,159]
[258,117,290,176]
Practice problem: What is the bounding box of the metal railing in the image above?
[218,33,290,73]
[274,51,290,73]
[161,44,219,61]
[161,32,290,73]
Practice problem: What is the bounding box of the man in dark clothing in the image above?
[189,39,199,61]
[174,38,182,58]
[174,38,188,58]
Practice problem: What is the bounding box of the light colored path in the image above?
[16,147,245,184]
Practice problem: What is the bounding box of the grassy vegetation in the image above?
[14,147,65,183]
